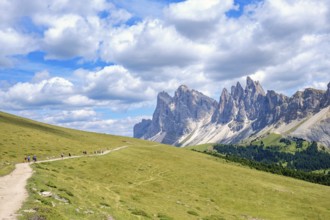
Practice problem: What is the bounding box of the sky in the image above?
[1,0,330,137]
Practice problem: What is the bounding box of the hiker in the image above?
[61,153,64,159]
[33,155,37,162]
[69,153,71,157]
[24,156,27,162]
[27,155,31,162]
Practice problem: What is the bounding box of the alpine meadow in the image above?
[1,0,330,220]
[0,111,330,219]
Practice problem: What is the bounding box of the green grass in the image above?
[1,111,330,219]
[0,111,141,175]
[185,143,215,151]
[250,133,309,153]
[20,145,330,219]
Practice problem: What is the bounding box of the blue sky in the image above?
[0,0,329,136]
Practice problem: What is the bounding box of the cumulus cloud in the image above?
[41,14,102,60]
[165,0,234,40]
[1,0,330,136]
[201,0,330,91]
[0,77,76,109]
[81,65,156,102]
[0,66,159,111]
[0,28,36,66]
[0,0,129,64]
[101,19,208,75]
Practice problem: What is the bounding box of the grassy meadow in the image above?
[0,111,135,175]
[250,133,309,153]
[1,111,330,219]
[20,144,330,220]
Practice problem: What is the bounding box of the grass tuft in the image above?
[130,208,150,218]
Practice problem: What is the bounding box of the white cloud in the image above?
[82,65,156,102]
[0,77,75,109]
[101,19,210,76]
[0,0,128,63]
[40,14,102,60]
[32,70,50,82]
[0,28,36,66]
[43,109,97,123]
[166,0,232,21]
[202,0,330,91]
[1,0,330,136]
[165,0,234,39]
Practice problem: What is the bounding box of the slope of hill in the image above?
[134,77,330,147]
[21,144,330,220]
[0,111,327,219]
[0,111,138,175]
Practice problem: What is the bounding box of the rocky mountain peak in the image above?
[246,76,265,96]
[134,77,330,147]
[231,82,244,100]
[220,88,230,100]
[175,85,189,97]
[215,88,235,124]
[157,91,172,105]
[323,83,330,107]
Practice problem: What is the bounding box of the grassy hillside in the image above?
[1,111,330,219]
[187,133,311,154]
[250,133,310,153]
[185,143,214,151]
[0,111,140,175]
[21,144,330,220]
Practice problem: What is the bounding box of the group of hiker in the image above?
[83,150,105,155]
[61,152,72,159]
[24,149,107,163]
[24,155,37,163]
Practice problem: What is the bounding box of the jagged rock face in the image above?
[133,119,152,139]
[134,85,217,145]
[285,89,325,121]
[134,77,330,147]
[173,85,217,122]
[212,88,236,124]
[321,82,330,107]
[264,90,289,123]
[244,76,266,120]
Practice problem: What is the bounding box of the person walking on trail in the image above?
[24,156,27,162]
[69,153,71,157]
[32,155,37,162]
[27,155,30,162]
[61,153,64,159]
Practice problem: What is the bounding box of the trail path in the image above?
[0,146,128,220]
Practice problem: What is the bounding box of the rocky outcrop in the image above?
[321,82,330,107]
[134,85,217,145]
[134,77,330,147]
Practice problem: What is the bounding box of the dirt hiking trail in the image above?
[0,146,128,220]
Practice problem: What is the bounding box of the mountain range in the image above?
[134,77,330,147]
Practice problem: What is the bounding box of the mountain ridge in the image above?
[134,77,330,147]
